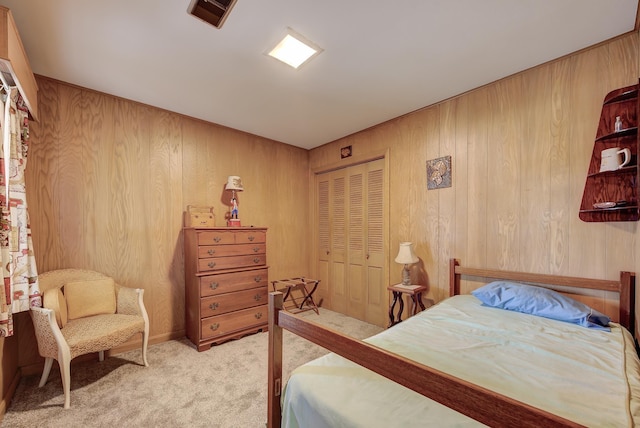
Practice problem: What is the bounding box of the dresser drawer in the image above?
[198,243,266,259]
[201,288,268,317]
[198,254,266,272]
[235,230,266,244]
[197,230,236,245]
[201,305,267,339]
[200,268,268,297]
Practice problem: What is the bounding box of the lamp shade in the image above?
[395,242,418,265]
[225,175,244,191]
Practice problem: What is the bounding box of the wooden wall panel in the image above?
[521,64,552,273]
[486,75,524,271]
[309,32,639,313]
[437,101,456,303]
[465,87,489,269]
[421,108,441,301]
[548,58,572,274]
[81,90,116,272]
[58,84,85,267]
[567,43,609,278]
[28,78,62,273]
[146,111,184,336]
[453,97,469,278]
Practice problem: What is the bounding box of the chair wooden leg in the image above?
[142,326,149,367]
[38,357,54,387]
[60,358,71,409]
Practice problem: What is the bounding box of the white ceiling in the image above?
[1,0,638,150]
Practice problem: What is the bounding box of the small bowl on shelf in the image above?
[593,202,616,209]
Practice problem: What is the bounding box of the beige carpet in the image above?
[1,309,383,428]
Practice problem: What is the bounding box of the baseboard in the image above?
[0,369,21,422]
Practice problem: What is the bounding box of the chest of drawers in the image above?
[184,227,268,351]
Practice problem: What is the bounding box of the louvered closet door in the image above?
[364,159,385,326]
[346,164,367,320]
[315,158,387,327]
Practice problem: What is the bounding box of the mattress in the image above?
[282,295,640,427]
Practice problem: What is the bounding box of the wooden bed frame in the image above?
[267,258,636,428]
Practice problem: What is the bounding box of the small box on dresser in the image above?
[184,227,268,351]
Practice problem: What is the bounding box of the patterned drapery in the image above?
[0,87,40,336]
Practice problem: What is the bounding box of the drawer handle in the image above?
[252,247,260,253]
[208,262,216,268]
[207,249,216,255]
[209,302,219,310]
[255,312,262,320]
[210,323,220,331]
[209,282,219,290]
[253,257,260,264]
[254,294,262,301]
[213,236,222,243]
[254,276,262,282]
[248,235,255,241]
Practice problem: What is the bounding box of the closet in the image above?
[315,158,387,327]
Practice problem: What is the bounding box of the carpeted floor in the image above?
[1,309,383,428]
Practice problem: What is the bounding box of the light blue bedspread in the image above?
[282,295,640,427]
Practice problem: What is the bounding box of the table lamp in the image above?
[395,242,418,285]
[225,175,244,226]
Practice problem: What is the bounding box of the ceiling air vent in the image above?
[188,0,237,29]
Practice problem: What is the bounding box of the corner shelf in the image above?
[579,82,639,222]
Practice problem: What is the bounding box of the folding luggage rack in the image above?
[270,277,320,315]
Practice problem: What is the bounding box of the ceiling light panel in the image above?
[267,28,323,69]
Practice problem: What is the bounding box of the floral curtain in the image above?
[0,87,40,336]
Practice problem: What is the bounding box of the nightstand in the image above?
[387,284,427,327]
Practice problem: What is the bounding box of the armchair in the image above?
[30,269,149,409]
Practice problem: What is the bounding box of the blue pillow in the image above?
[471,281,611,331]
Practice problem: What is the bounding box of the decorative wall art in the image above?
[426,156,452,190]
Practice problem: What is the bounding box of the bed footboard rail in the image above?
[267,292,584,428]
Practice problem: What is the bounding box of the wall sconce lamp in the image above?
[395,242,419,285]
[225,175,243,227]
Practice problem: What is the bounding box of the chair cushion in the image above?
[62,314,145,359]
[43,288,68,328]
[65,278,117,320]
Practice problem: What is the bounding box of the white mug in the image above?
[600,147,631,172]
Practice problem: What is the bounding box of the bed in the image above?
[267,259,640,427]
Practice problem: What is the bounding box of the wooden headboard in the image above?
[449,258,635,331]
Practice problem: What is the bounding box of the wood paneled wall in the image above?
[17,77,310,369]
[309,32,640,317]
